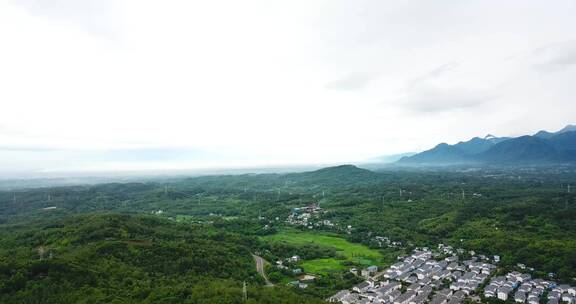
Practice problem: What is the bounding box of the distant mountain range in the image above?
[368,152,417,164]
[397,124,576,165]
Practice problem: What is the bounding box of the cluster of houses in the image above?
[286,203,329,228]
[549,285,576,304]
[276,255,302,271]
[484,272,575,304]
[275,255,318,289]
[372,236,404,249]
[329,244,575,304]
[329,248,497,304]
[329,245,512,304]
[287,273,318,289]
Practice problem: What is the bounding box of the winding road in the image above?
[252,254,274,287]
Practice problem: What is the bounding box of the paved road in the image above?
[252,254,274,287]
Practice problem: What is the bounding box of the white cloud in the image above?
[326,73,375,90]
[532,40,576,71]
[12,0,119,38]
[399,85,497,113]
[0,0,576,175]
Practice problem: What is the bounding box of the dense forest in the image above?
[0,213,326,303]
[0,164,575,302]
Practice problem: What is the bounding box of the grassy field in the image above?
[301,258,345,274]
[263,230,384,275]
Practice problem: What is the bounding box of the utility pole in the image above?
[242,281,247,302]
[38,246,46,260]
[462,189,465,200]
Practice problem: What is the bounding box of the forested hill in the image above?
[284,165,380,187]
[0,165,379,224]
[0,213,325,304]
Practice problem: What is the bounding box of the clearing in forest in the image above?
[263,230,384,275]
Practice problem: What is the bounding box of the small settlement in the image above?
[286,203,335,229]
[278,202,575,304]
[328,246,575,304]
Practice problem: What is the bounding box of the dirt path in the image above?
[252,254,274,287]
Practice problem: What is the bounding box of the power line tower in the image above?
[242,281,247,302]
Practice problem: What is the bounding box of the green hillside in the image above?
[0,213,324,304]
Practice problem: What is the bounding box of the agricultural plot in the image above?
[264,230,384,274]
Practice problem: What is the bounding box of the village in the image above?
[326,246,575,304]
[286,202,337,230]
[285,202,397,246]
[273,202,576,304]
[284,202,406,249]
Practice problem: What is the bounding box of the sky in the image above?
[1,0,576,176]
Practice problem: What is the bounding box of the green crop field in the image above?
[263,230,384,274]
[301,258,345,274]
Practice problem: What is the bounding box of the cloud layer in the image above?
[1,0,576,175]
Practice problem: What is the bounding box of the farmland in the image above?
[263,230,385,274]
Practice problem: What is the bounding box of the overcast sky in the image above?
[1,0,576,176]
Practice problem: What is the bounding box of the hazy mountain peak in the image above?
[558,124,576,134]
[534,130,554,138]
[534,124,576,139]
[435,143,451,148]
[396,124,576,166]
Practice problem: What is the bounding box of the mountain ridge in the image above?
[398,125,576,165]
